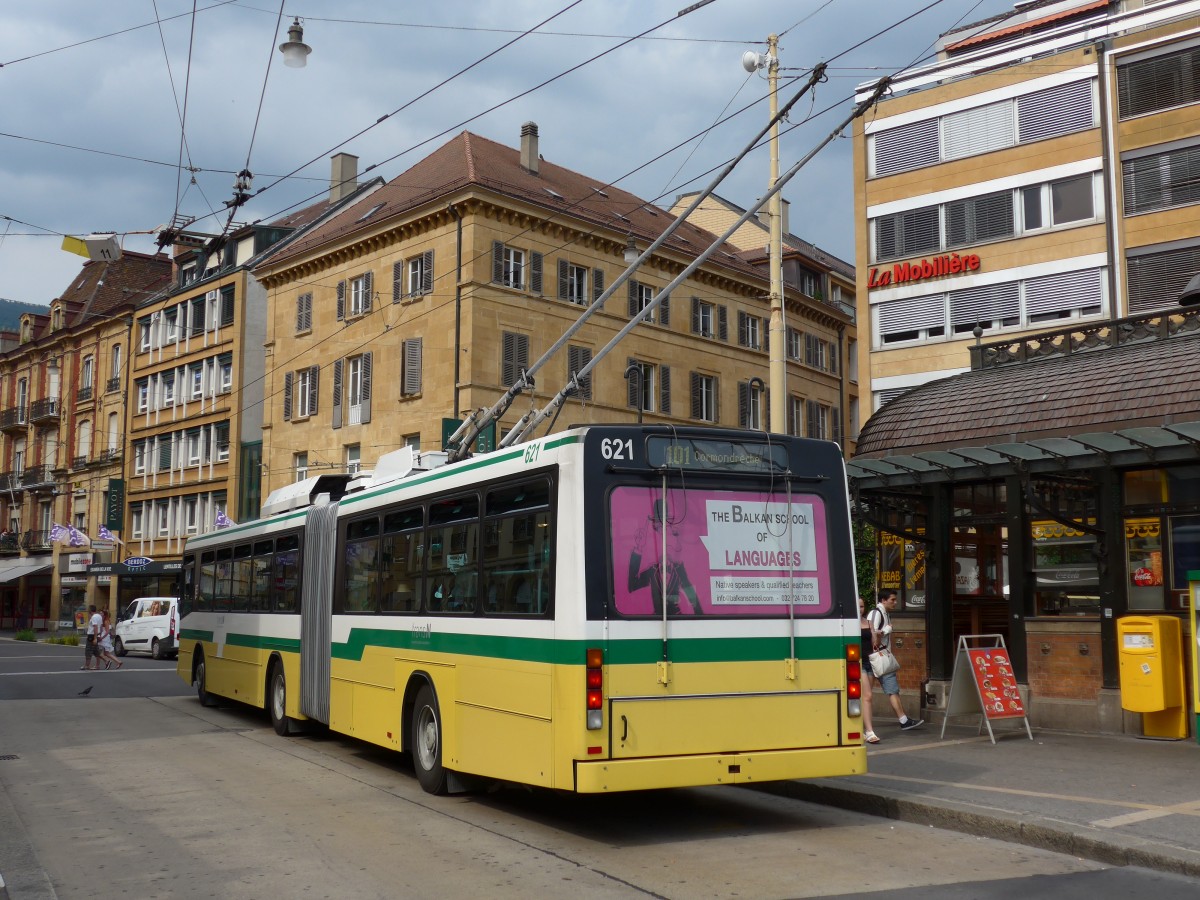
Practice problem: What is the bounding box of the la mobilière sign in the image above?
[868,252,981,289]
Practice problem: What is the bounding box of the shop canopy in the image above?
[0,556,52,584]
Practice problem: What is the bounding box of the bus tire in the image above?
[195,654,219,707]
[269,662,291,737]
[114,637,127,657]
[411,683,448,795]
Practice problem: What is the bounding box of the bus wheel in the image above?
[114,637,126,657]
[411,684,447,794]
[269,663,291,736]
[195,655,219,707]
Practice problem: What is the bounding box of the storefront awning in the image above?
[0,556,53,584]
[848,422,1200,490]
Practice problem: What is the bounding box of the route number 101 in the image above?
[600,438,634,460]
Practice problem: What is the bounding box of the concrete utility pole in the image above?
[766,33,786,434]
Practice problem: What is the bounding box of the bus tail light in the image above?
[586,647,603,730]
[846,643,862,718]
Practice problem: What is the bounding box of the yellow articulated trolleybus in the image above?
[177,424,867,793]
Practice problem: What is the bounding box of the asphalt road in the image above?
[0,634,190,700]
[2,635,1200,899]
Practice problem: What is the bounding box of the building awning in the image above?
[848,422,1200,491]
[0,556,53,584]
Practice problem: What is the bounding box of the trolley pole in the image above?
[766,34,786,435]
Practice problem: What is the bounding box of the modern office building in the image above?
[848,0,1200,732]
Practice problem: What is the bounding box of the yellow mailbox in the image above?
[1117,615,1186,739]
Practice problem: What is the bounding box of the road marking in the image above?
[1091,799,1200,828]
[0,670,165,677]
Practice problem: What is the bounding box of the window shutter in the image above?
[875,205,940,261]
[360,352,372,424]
[660,365,670,414]
[1024,268,1102,317]
[567,345,592,400]
[807,400,819,439]
[402,338,423,395]
[593,267,605,304]
[943,100,1014,160]
[1123,145,1200,215]
[787,396,797,436]
[336,280,346,321]
[421,250,434,294]
[627,358,639,408]
[691,297,701,334]
[492,241,504,284]
[1119,46,1200,119]
[1018,79,1093,144]
[690,372,701,420]
[393,260,404,303]
[659,292,670,327]
[833,408,843,446]
[309,365,319,414]
[872,117,940,176]
[1127,245,1200,314]
[530,252,543,294]
[876,293,946,337]
[558,259,569,301]
[502,332,528,385]
[718,305,728,341]
[283,371,293,421]
[945,191,1014,247]
[363,271,374,312]
[158,437,173,471]
[737,311,748,346]
[762,318,769,354]
[627,280,639,317]
[949,282,1019,328]
[738,381,749,428]
[220,287,235,326]
[332,359,343,429]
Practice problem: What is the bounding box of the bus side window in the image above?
[275,534,301,613]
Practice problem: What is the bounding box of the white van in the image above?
[113,596,180,660]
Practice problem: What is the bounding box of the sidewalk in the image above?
[761,719,1200,878]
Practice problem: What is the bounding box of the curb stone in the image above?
[752,780,1200,879]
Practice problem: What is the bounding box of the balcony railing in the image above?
[22,529,52,551]
[20,465,53,488]
[28,398,60,424]
[0,532,19,554]
[106,376,120,393]
[72,455,89,470]
[0,407,27,433]
[76,386,93,403]
[0,472,22,493]
[96,447,122,464]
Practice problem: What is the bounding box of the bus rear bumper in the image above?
[574,745,867,793]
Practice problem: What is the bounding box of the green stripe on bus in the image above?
[181,629,214,642]
[329,627,851,665]
[225,633,302,653]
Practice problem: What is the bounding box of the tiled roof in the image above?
[944,0,1110,53]
[855,330,1200,458]
[264,131,762,281]
[56,250,172,326]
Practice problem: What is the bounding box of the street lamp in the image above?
[743,36,785,434]
[278,17,312,68]
[624,362,644,425]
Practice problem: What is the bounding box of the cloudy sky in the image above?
[0,0,1013,305]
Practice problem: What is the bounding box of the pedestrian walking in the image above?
[96,609,122,670]
[859,596,879,744]
[81,605,102,671]
[868,591,923,730]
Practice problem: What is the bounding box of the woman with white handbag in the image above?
[868,591,923,731]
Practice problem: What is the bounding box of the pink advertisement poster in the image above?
[609,486,832,617]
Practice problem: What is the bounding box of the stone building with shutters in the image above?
[119,158,381,600]
[0,251,170,630]
[252,123,858,498]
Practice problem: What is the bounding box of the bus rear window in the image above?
[609,486,832,617]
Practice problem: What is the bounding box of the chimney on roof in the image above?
[330,153,359,203]
[757,197,790,235]
[520,122,539,176]
[781,198,790,236]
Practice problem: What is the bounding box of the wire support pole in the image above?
[507,76,891,447]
